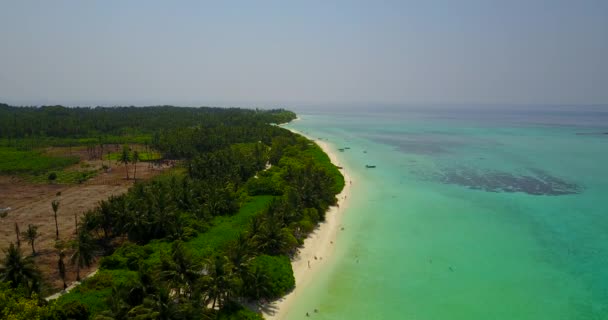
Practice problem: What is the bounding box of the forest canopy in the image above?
[0,103,296,139]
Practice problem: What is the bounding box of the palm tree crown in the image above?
[119,145,131,180]
[0,243,41,295]
[132,150,140,181]
[22,224,40,255]
[71,230,96,281]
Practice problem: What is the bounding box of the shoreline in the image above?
[264,126,352,319]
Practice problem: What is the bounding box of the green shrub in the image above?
[75,272,114,293]
[180,213,207,233]
[298,218,315,233]
[282,228,299,253]
[246,174,284,196]
[48,172,58,182]
[109,242,152,271]
[180,226,198,241]
[57,270,140,315]
[247,255,295,300]
[60,300,89,320]
[99,255,127,270]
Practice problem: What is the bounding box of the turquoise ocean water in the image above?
[284,107,608,320]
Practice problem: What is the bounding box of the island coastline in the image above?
[264,126,352,320]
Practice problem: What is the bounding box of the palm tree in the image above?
[98,200,114,243]
[132,150,140,181]
[102,285,130,320]
[22,224,40,255]
[74,212,79,235]
[58,250,67,290]
[70,230,96,281]
[151,286,181,320]
[0,243,41,295]
[228,233,254,285]
[256,218,291,256]
[52,199,60,240]
[98,139,104,160]
[119,145,131,180]
[160,241,199,297]
[201,255,235,310]
[243,265,270,300]
[116,286,181,320]
[14,223,21,248]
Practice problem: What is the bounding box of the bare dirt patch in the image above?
[0,160,171,294]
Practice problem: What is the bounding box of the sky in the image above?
[0,0,607,108]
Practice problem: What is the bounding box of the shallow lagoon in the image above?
[284,107,608,320]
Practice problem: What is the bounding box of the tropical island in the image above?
[0,103,344,319]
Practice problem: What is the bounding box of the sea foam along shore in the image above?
[264,126,353,319]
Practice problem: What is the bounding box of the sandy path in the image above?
[263,127,352,320]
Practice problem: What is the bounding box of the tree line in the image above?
[0,103,295,140]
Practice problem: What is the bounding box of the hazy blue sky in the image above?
[1,1,607,107]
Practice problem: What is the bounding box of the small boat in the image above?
[336,166,343,169]
[365,165,376,168]
[338,148,345,152]
[344,147,351,150]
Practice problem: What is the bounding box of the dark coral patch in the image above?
[434,167,580,196]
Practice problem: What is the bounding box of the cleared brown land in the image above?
[0,160,169,294]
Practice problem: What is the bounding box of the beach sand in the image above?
[263,128,352,320]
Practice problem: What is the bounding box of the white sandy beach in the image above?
[264,127,352,320]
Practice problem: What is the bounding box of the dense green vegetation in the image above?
[0,104,343,319]
[105,151,161,162]
[0,135,151,150]
[246,255,295,300]
[0,103,295,141]
[0,103,298,184]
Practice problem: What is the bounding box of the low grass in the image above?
[0,147,101,184]
[0,134,152,149]
[24,169,100,184]
[104,151,162,162]
[0,146,79,174]
[186,195,273,258]
[56,269,139,314]
[144,195,274,265]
